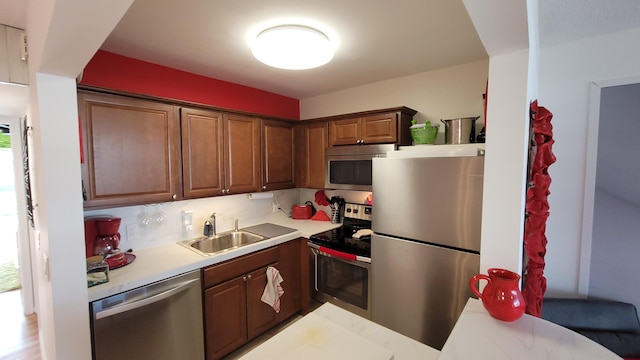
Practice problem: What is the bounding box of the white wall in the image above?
[28,72,91,360]
[300,60,489,144]
[590,189,640,310]
[25,0,134,358]
[479,50,530,276]
[539,27,640,297]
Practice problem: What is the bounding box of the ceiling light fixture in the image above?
[251,25,334,70]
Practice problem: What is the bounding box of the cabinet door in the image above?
[296,122,328,189]
[262,120,294,191]
[0,25,28,85]
[277,239,303,320]
[361,112,397,144]
[205,277,248,360]
[224,114,261,195]
[329,118,361,146]
[246,263,280,340]
[79,91,181,208]
[181,108,224,198]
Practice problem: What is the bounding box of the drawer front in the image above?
[203,247,279,288]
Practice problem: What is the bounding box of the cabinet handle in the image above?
[247,274,252,280]
[172,194,177,200]
[226,189,230,195]
[262,185,267,190]
[243,276,247,281]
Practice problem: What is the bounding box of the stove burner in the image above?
[309,202,372,257]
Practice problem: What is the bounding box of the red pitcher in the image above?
[469,268,526,322]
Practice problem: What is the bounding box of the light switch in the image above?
[43,252,49,281]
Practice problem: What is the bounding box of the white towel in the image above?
[261,266,284,313]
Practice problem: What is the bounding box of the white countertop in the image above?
[439,298,622,360]
[239,298,622,360]
[87,216,340,302]
[240,302,441,360]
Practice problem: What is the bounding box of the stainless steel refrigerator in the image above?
[371,155,484,350]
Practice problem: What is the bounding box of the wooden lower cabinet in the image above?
[246,264,280,339]
[204,277,247,359]
[202,240,306,360]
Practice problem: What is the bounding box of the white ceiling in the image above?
[99,0,487,100]
[2,0,640,111]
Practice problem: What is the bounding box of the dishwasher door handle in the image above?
[95,278,199,320]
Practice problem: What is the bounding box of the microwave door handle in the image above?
[94,278,198,320]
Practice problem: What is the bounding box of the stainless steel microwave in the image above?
[325,144,395,191]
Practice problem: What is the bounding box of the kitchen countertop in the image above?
[87,214,340,302]
[239,298,622,360]
[240,302,441,360]
[438,298,622,359]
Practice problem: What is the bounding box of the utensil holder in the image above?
[330,208,341,224]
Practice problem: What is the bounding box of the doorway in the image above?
[581,76,640,312]
[0,123,20,292]
[0,116,35,314]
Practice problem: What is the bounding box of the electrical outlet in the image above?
[126,224,138,242]
[181,210,193,233]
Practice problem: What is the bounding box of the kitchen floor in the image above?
[223,300,323,359]
[0,289,41,360]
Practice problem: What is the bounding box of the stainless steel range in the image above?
[308,202,372,318]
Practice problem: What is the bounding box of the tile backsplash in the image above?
[84,188,373,252]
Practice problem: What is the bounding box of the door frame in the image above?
[0,115,35,314]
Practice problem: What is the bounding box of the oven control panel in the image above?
[344,203,372,221]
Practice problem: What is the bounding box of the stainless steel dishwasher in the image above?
[90,270,205,360]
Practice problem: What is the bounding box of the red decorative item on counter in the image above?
[470,268,526,322]
[522,100,556,318]
[311,210,331,221]
[314,190,330,206]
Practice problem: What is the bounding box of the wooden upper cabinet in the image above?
[329,117,361,146]
[181,107,224,198]
[261,120,295,191]
[295,121,328,189]
[224,113,261,195]
[361,112,398,144]
[79,91,181,209]
[329,113,398,146]
[327,107,416,147]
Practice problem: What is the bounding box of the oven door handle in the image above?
[309,242,371,263]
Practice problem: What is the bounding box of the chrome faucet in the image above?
[203,212,216,237]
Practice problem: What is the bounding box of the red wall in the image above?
[80,50,300,120]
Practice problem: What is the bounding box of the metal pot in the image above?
[441,117,480,144]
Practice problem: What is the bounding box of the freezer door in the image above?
[372,156,483,252]
[371,233,479,350]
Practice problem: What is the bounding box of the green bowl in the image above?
[411,126,438,144]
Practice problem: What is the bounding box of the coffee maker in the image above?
[84,216,121,257]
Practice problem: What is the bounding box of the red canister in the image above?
[291,204,312,219]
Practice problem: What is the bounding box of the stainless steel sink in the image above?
[179,231,267,256]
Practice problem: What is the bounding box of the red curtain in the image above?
[522,100,556,317]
